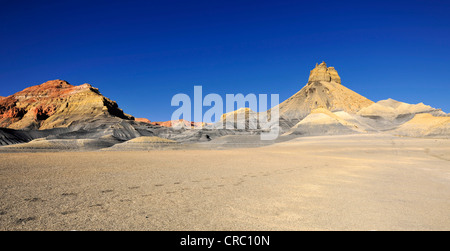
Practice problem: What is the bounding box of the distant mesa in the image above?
[0,80,134,130]
[135,118,152,124]
[149,119,210,128]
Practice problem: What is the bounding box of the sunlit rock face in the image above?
[308,62,341,84]
[0,80,134,130]
[274,62,372,122]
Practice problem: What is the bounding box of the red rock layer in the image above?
[0,80,134,130]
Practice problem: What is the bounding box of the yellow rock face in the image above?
[308,62,331,82]
[327,67,341,84]
[308,62,341,84]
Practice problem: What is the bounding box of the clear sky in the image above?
[1,0,449,121]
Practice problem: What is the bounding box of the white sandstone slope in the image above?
[283,108,372,136]
[358,98,446,120]
[392,113,450,137]
[216,108,259,130]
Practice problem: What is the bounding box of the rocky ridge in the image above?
[0,80,134,130]
[1,62,448,149]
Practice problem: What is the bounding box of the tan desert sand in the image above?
[0,134,449,231]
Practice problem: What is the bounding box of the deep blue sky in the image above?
[1,0,449,121]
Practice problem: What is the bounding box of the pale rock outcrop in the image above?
[135,118,152,124]
[327,67,341,84]
[392,113,450,137]
[283,108,370,136]
[358,99,445,120]
[308,62,341,84]
[308,62,331,82]
[218,108,259,129]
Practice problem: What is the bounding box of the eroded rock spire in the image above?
[308,61,341,84]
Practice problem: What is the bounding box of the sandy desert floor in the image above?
[0,134,449,231]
